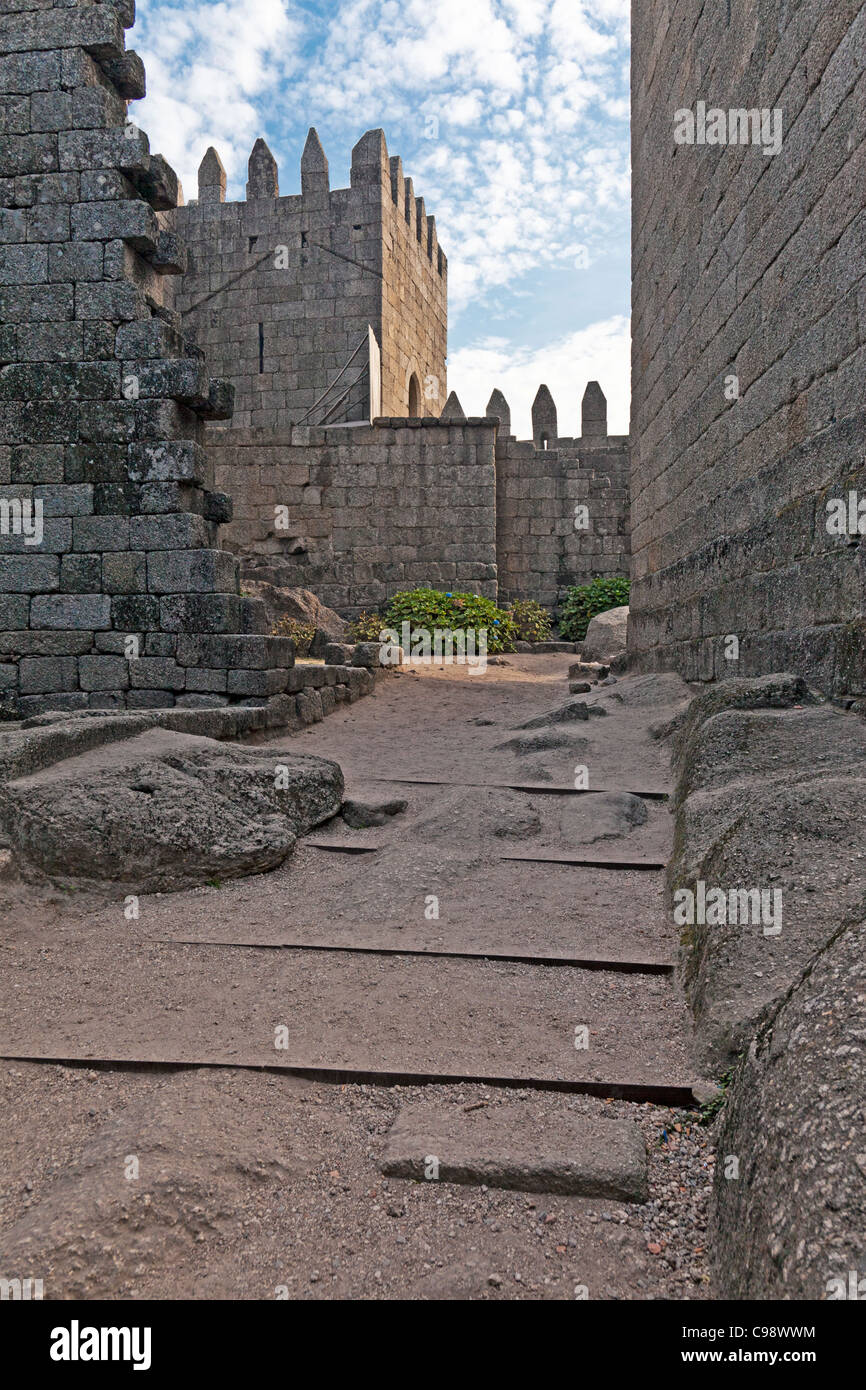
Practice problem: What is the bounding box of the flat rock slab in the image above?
[380,1099,648,1200]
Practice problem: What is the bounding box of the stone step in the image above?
[380,1098,648,1201]
[0,946,694,1100]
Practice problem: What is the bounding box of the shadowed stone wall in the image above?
[0,0,296,718]
[630,0,866,696]
[212,417,498,614]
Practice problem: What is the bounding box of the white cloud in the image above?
[447,314,630,438]
[130,1,632,420]
[131,0,302,199]
[293,0,630,319]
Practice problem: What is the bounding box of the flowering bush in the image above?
[383,588,517,654]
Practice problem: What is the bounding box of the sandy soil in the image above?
[0,654,714,1299]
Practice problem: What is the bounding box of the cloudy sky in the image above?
[131,0,631,436]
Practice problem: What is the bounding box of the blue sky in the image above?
[131,0,631,436]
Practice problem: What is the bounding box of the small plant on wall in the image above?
[271,615,316,656]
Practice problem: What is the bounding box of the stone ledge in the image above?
[0,662,377,786]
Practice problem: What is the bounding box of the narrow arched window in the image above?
[408,373,421,415]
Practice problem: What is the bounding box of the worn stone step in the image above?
[380,1099,648,1200]
[0,942,694,1097]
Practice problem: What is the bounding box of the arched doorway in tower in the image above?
[407,373,421,416]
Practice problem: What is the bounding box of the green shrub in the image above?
[558,576,630,642]
[506,599,552,643]
[346,610,387,642]
[271,615,315,655]
[384,588,517,654]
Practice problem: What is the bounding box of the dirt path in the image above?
[0,655,716,1299]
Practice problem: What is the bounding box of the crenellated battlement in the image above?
[486,380,630,608]
[187,128,445,279]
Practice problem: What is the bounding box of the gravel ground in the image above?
[0,657,715,1299]
[0,1061,714,1300]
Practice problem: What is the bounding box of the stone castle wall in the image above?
[171,129,447,428]
[494,384,629,608]
[212,381,628,615]
[630,0,866,695]
[0,0,300,718]
[210,417,498,613]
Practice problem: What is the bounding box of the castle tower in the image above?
[171,127,447,428]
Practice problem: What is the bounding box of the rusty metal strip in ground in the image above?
[304,844,668,866]
[306,841,380,853]
[355,776,670,800]
[159,936,674,975]
[500,853,666,870]
[0,1052,698,1107]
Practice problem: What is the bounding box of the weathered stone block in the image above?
[0,555,59,593]
[19,655,80,695]
[226,667,288,697]
[78,654,129,692]
[128,657,186,691]
[30,593,110,629]
[146,548,238,595]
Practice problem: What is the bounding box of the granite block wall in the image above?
[630,0,866,695]
[212,417,498,613]
[0,0,296,718]
[493,383,630,608]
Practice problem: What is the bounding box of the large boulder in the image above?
[668,675,866,1070]
[240,578,347,657]
[580,605,628,663]
[669,674,866,1296]
[711,915,866,1298]
[0,727,343,891]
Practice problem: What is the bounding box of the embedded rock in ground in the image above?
[580,606,628,663]
[557,791,648,843]
[341,797,407,829]
[711,915,866,1298]
[668,672,821,770]
[380,1099,648,1200]
[569,661,609,680]
[668,677,866,1070]
[240,579,347,657]
[517,700,607,730]
[498,728,590,757]
[0,728,343,891]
